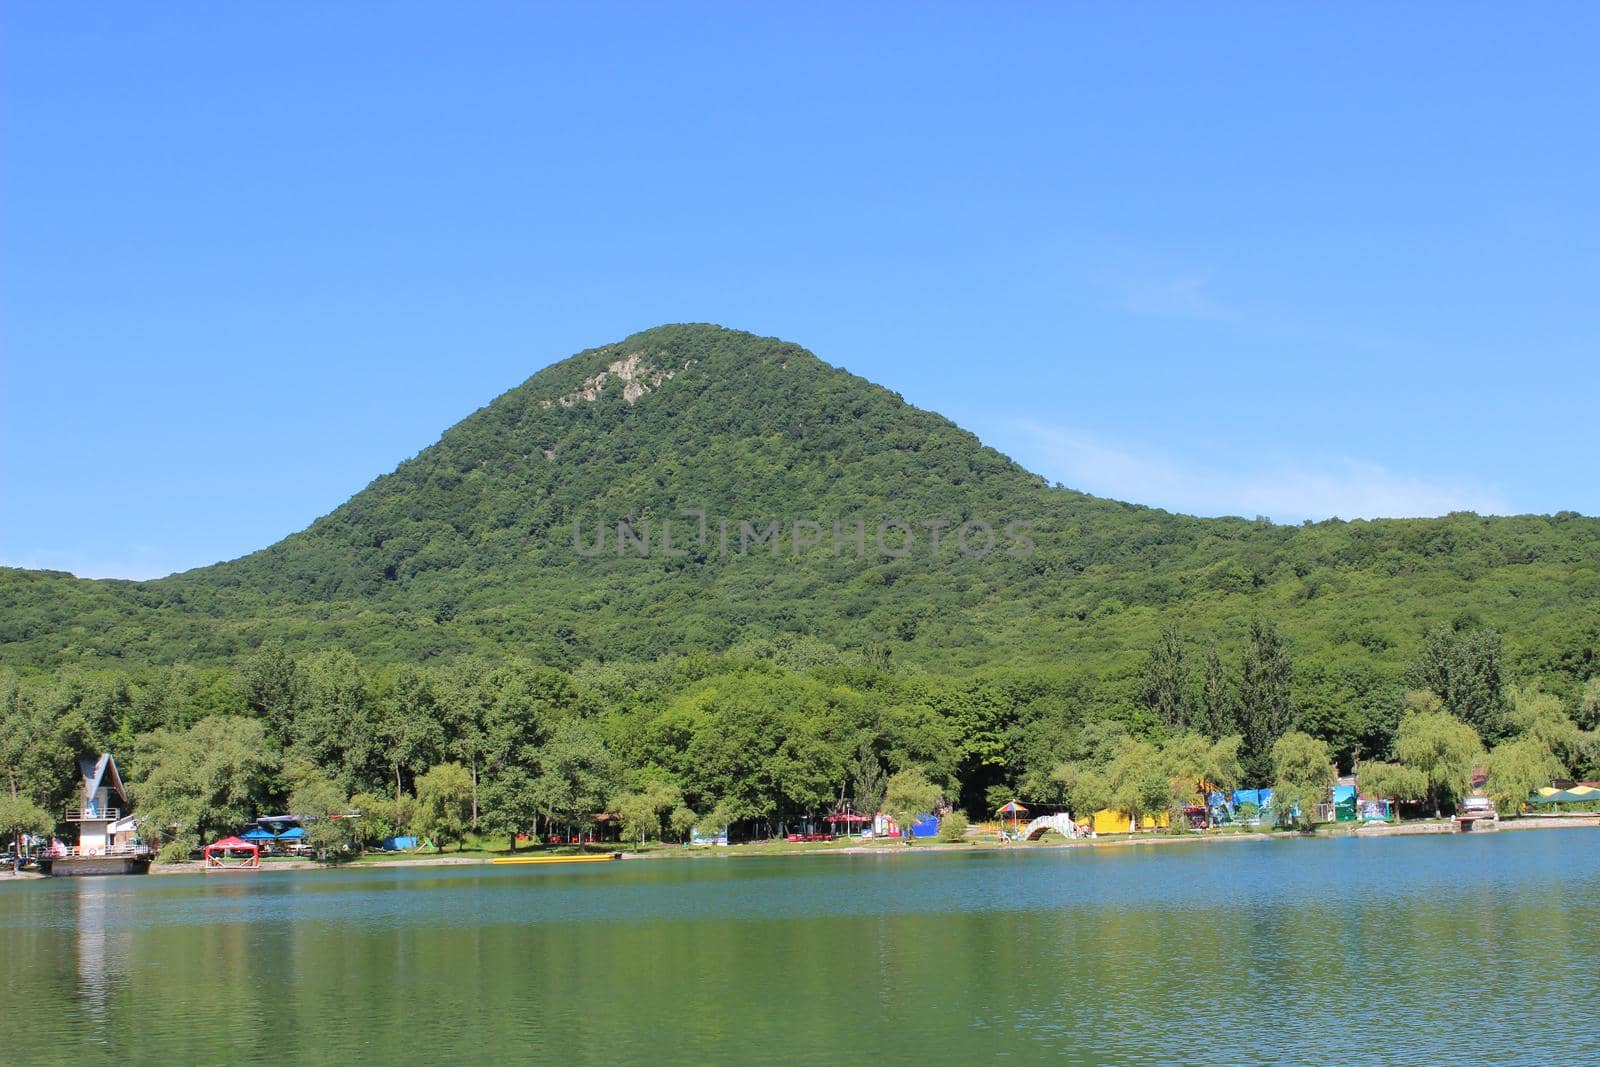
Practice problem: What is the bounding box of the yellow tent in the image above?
[1087,809,1171,835]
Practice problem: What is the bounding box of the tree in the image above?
[1164,732,1243,809]
[1139,623,1191,730]
[133,716,279,857]
[677,672,846,831]
[1356,762,1428,820]
[1408,626,1511,743]
[0,671,87,811]
[1506,684,1582,771]
[532,720,615,839]
[1048,719,1133,828]
[1102,739,1170,833]
[0,794,53,872]
[614,790,659,847]
[1238,619,1294,783]
[884,767,942,844]
[350,790,413,850]
[1578,677,1600,731]
[1271,731,1334,831]
[291,776,356,863]
[883,703,961,795]
[846,739,886,816]
[1393,701,1484,817]
[613,781,688,848]
[1051,762,1110,828]
[436,664,491,831]
[293,649,379,793]
[695,797,745,840]
[480,766,540,850]
[237,642,301,749]
[1483,737,1562,816]
[667,801,697,843]
[414,762,474,851]
[1195,643,1236,741]
[375,666,445,801]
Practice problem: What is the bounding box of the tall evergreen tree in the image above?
[1407,626,1511,743]
[1195,642,1235,741]
[1238,619,1294,783]
[847,739,886,816]
[1138,623,1192,730]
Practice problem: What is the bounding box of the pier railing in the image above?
[64,806,121,822]
[56,844,150,858]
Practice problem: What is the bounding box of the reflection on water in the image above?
[72,878,132,1048]
[3,832,1599,1065]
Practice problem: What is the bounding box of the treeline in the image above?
[3,622,1597,859]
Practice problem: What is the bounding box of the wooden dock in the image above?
[46,853,151,877]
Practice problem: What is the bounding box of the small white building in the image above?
[65,753,130,856]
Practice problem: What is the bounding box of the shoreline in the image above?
[118,813,1600,877]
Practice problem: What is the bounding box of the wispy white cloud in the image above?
[1009,420,1511,522]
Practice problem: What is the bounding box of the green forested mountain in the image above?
[3,324,1598,826]
[6,323,1598,682]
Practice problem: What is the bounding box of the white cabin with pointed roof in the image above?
[64,752,129,856]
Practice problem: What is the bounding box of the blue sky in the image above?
[3,4,1596,579]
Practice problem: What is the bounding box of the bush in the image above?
[936,812,969,843]
[157,835,197,864]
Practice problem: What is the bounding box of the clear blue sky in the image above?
[3,5,1597,579]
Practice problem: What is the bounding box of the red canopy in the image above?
[204,834,261,870]
[205,836,257,852]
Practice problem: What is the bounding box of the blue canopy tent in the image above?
[239,828,276,843]
[1231,788,1276,825]
[277,826,305,841]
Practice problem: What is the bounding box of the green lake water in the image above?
[3,832,1597,1065]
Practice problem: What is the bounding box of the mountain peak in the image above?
[2,325,1596,699]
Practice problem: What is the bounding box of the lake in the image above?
[2,833,1597,1065]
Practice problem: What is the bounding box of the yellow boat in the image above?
[491,852,622,866]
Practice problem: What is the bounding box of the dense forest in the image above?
[3,324,1598,852]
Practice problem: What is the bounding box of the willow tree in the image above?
[414,762,474,851]
[1357,761,1428,821]
[1393,700,1484,817]
[1483,737,1563,816]
[1102,739,1171,834]
[1271,732,1334,831]
[1164,732,1243,809]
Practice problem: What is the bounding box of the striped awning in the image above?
[1532,785,1600,804]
